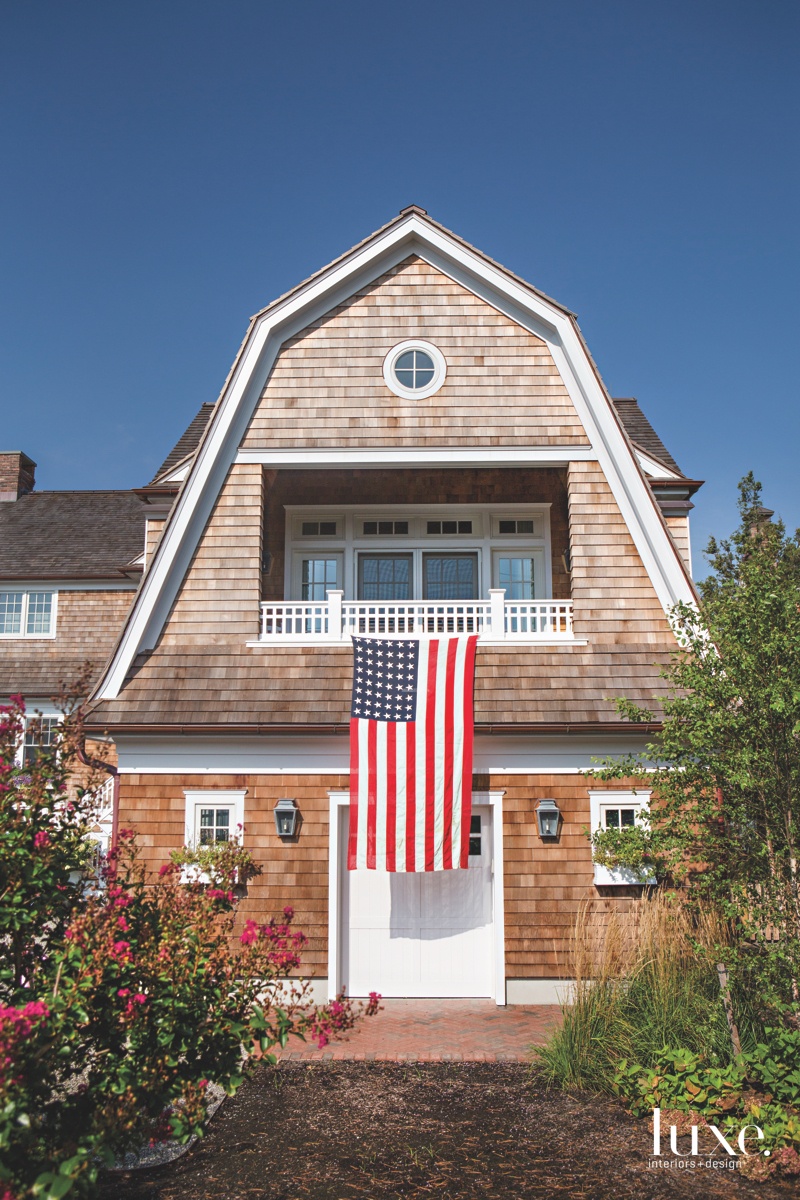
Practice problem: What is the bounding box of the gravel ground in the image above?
[99,1063,798,1200]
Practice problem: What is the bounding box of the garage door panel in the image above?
[342,806,494,998]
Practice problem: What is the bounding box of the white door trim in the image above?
[327,789,506,1005]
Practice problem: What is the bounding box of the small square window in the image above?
[301,521,319,536]
[441,520,457,534]
[319,522,337,535]
[427,521,441,534]
[457,521,472,534]
[394,521,409,535]
[198,807,232,845]
[363,522,378,535]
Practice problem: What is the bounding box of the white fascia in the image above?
[94,213,694,701]
[635,449,682,481]
[236,447,596,467]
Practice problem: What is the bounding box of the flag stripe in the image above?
[460,634,477,868]
[405,719,416,873]
[385,720,396,873]
[425,639,438,872]
[442,637,457,870]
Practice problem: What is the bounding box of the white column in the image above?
[327,589,344,639]
[489,589,506,640]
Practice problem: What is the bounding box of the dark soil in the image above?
[99,1063,797,1200]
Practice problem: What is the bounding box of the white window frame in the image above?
[183,789,246,849]
[382,340,447,401]
[283,505,553,600]
[15,710,62,768]
[0,590,58,639]
[588,789,655,886]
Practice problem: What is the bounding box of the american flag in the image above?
[347,635,478,872]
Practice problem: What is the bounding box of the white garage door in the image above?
[341,805,494,998]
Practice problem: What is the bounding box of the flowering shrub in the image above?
[0,696,379,1198]
[169,838,260,888]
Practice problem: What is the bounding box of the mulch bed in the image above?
[100,1063,797,1200]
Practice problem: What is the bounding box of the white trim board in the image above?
[93,211,695,701]
[327,790,506,1005]
[114,732,654,775]
[236,447,597,467]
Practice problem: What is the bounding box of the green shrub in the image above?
[535,893,739,1093]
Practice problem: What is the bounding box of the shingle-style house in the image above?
[2,208,702,1003]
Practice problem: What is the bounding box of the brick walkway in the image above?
[275,999,561,1063]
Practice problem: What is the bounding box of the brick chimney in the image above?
[0,453,36,501]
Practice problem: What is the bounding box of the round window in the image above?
[383,340,446,400]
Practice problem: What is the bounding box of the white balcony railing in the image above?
[257,591,573,642]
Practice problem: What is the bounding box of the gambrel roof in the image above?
[89,208,698,713]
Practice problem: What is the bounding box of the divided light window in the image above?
[22,716,58,766]
[301,558,339,601]
[0,591,56,637]
[301,521,337,536]
[362,521,409,536]
[426,520,472,535]
[498,519,535,534]
[197,807,232,845]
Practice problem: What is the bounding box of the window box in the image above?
[588,790,656,886]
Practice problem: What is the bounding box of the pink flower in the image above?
[133,993,147,1005]
[283,905,294,920]
[207,889,228,902]
[110,941,132,962]
[33,831,50,849]
[240,919,259,946]
[159,863,176,877]
[117,916,129,931]
[117,988,131,998]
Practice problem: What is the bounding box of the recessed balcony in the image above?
[251,591,574,644]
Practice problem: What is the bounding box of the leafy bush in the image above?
[612,1034,800,1177]
[589,824,657,882]
[0,695,378,1199]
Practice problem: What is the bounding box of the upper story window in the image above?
[362,521,409,536]
[284,506,553,601]
[383,341,447,400]
[22,716,59,766]
[0,590,57,638]
[301,521,338,536]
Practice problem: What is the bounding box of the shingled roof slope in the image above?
[613,397,683,476]
[149,403,216,484]
[0,492,147,580]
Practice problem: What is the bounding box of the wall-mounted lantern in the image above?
[536,799,561,840]
[274,798,299,839]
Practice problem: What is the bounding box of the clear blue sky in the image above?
[1,0,798,576]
